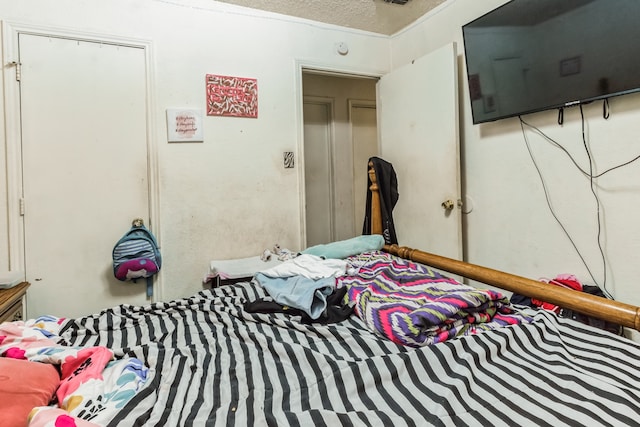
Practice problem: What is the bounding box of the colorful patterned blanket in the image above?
[0,316,148,426]
[339,251,532,347]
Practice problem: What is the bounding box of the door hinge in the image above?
[11,61,21,81]
[19,198,25,216]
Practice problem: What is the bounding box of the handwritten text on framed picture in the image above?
[166,109,203,143]
[206,74,258,118]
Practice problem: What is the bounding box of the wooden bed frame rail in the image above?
[368,162,640,332]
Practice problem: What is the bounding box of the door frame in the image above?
[1,21,162,299]
[294,60,385,248]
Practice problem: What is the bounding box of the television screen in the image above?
[462,0,640,124]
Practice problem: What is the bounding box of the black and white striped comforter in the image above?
[58,282,640,427]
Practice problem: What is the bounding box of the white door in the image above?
[303,99,334,247]
[350,101,378,234]
[19,34,151,318]
[377,43,462,260]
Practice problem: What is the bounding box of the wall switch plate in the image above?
[284,151,294,168]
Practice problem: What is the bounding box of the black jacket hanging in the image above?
[362,156,399,245]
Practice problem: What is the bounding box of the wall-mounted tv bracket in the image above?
[558,98,610,125]
[558,107,564,125]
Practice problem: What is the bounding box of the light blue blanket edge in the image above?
[301,234,384,260]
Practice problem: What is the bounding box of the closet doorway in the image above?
[302,73,378,247]
[299,43,463,264]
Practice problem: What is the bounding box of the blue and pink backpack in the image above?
[112,219,161,297]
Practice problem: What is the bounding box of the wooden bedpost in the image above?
[368,162,640,332]
[368,161,383,236]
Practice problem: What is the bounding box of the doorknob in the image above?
[441,199,455,210]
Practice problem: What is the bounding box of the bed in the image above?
[2,162,640,427]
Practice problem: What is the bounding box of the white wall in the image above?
[0,0,390,302]
[3,0,639,336]
[391,0,640,316]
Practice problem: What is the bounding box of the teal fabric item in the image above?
[301,234,385,259]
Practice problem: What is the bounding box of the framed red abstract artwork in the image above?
[206,74,258,118]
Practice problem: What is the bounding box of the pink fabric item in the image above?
[0,357,60,427]
[3,346,26,359]
[29,409,101,427]
[533,274,583,313]
[115,258,158,280]
[56,346,113,404]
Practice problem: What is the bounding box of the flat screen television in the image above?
[462,0,640,124]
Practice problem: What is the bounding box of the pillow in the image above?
[0,357,60,427]
[301,234,385,259]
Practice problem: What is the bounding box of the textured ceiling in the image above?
[214,0,448,35]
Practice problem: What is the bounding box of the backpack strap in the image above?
[146,276,154,298]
